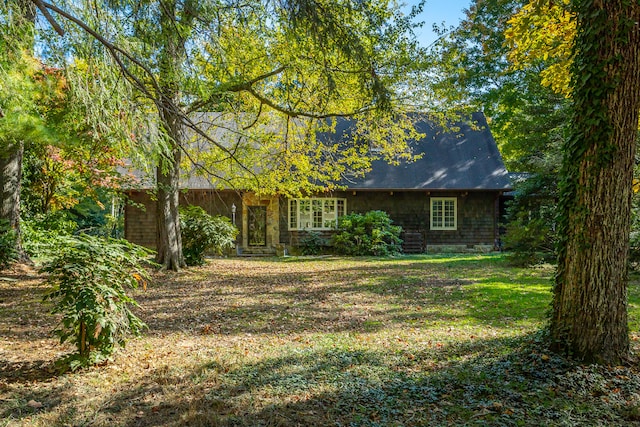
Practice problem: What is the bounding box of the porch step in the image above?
[402,232,424,254]
[238,247,277,257]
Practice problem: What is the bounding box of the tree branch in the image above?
[38,1,161,102]
[32,0,65,35]
[242,85,374,119]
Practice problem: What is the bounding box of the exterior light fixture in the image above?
[231,203,237,226]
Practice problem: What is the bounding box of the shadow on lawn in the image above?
[0,281,53,343]
[17,331,636,427]
[135,257,550,337]
[0,359,59,383]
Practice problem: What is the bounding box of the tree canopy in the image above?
[2,0,430,269]
[505,0,574,97]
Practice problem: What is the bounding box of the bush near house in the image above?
[180,205,238,266]
[298,230,328,255]
[502,212,556,266]
[502,174,557,266]
[332,210,403,256]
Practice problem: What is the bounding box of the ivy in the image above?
[556,0,620,272]
[552,0,640,363]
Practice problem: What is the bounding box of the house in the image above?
[123,112,512,254]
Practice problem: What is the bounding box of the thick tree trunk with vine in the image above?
[552,0,640,364]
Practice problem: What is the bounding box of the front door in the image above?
[248,206,267,246]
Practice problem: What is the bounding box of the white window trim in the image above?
[430,197,458,231]
[288,198,347,231]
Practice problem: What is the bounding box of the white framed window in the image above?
[431,197,457,230]
[288,198,347,230]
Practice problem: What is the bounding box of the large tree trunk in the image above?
[551,0,640,364]
[0,143,22,228]
[155,141,184,270]
[0,0,36,262]
[154,0,186,271]
[0,141,26,257]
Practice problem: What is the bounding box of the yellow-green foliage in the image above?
[505,0,574,97]
[183,1,425,197]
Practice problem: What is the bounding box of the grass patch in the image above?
[1,255,640,426]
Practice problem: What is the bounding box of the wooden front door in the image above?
[248,206,267,246]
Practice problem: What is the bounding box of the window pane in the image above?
[444,200,455,228]
[312,199,323,228]
[431,198,456,230]
[323,200,336,228]
[324,200,335,213]
[299,200,311,228]
[432,200,443,228]
[293,198,346,230]
[289,199,298,229]
[337,199,345,218]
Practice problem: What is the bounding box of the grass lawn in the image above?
[2,254,640,426]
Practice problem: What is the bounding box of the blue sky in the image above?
[405,0,472,47]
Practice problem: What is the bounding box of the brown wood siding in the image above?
[125,191,157,249]
[278,191,499,250]
[125,190,243,249]
[127,189,498,251]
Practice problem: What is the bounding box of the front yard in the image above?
[2,254,640,426]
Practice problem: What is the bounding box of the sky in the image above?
[405,0,472,47]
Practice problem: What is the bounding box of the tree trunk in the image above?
[0,141,26,257]
[0,0,36,262]
[552,0,640,364]
[155,140,185,271]
[0,142,22,229]
[154,0,186,271]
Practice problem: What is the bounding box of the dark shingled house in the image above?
[124,112,512,254]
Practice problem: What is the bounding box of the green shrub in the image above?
[22,211,78,258]
[502,211,556,266]
[41,234,153,370]
[331,210,403,256]
[299,230,327,255]
[629,232,640,270]
[0,219,18,269]
[501,173,559,267]
[180,205,238,266]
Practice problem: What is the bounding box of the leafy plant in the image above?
[21,211,78,258]
[502,175,557,266]
[0,219,18,269]
[41,234,153,370]
[503,213,556,266]
[331,210,402,256]
[299,230,327,255]
[180,205,238,266]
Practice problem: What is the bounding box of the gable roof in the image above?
[123,112,512,192]
[332,112,511,191]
